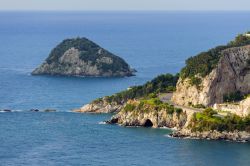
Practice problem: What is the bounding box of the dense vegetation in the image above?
[46,37,130,72]
[123,97,183,115]
[189,108,250,132]
[180,33,250,83]
[223,91,244,103]
[97,73,179,104]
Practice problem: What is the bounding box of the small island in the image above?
[32,37,135,77]
[75,32,250,142]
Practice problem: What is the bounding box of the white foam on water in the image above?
[98,121,107,125]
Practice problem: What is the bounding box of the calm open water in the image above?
[0,11,250,165]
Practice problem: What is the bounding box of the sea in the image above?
[0,11,250,166]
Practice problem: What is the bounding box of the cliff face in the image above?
[214,97,250,117]
[108,100,250,142]
[172,45,250,107]
[108,100,188,129]
[32,38,135,77]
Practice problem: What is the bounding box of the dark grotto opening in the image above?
[144,119,153,127]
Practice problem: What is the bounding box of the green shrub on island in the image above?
[193,104,206,109]
[188,76,202,87]
[190,108,250,132]
[102,73,179,104]
[180,33,250,83]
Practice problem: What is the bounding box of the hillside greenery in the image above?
[46,37,130,72]
[94,73,179,104]
[223,91,244,103]
[189,108,250,132]
[180,33,250,82]
[123,97,183,115]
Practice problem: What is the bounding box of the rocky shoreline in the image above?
[170,129,250,142]
[0,109,57,112]
[74,34,250,143]
[73,98,124,113]
[105,117,250,142]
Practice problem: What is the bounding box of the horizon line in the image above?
[0,9,250,12]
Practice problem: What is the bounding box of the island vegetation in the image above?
[189,108,250,132]
[123,97,182,115]
[94,73,179,104]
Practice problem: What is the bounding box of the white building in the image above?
[245,33,250,37]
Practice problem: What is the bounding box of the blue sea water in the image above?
[0,11,250,165]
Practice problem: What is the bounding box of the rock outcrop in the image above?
[170,129,250,142]
[74,98,123,113]
[32,38,135,77]
[107,100,188,129]
[73,34,250,142]
[172,45,250,107]
[214,97,250,117]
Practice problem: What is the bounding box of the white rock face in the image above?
[32,47,103,76]
[73,99,123,113]
[172,45,250,108]
[112,104,187,128]
[214,97,250,117]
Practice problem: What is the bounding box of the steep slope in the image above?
[172,35,250,107]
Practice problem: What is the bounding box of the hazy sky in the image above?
[0,0,250,11]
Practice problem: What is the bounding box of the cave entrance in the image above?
[143,119,153,127]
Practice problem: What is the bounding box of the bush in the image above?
[190,109,250,132]
[203,108,217,117]
[223,91,243,102]
[124,104,136,112]
[175,108,183,115]
[193,104,206,109]
[189,76,202,87]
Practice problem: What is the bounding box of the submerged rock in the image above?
[44,109,56,112]
[105,117,119,124]
[2,109,11,112]
[32,37,135,77]
[30,109,39,112]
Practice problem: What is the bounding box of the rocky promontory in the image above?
[75,33,250,142]
[32,38,135,77]
[74,97,123,113]
[108,99,187,128]
[170,129,250,142]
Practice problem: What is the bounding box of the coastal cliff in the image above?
[32,38,135,77]
[75,33,250,142]
[109,99,188,128]
[172,45,250,107]
[106,99,250,142]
